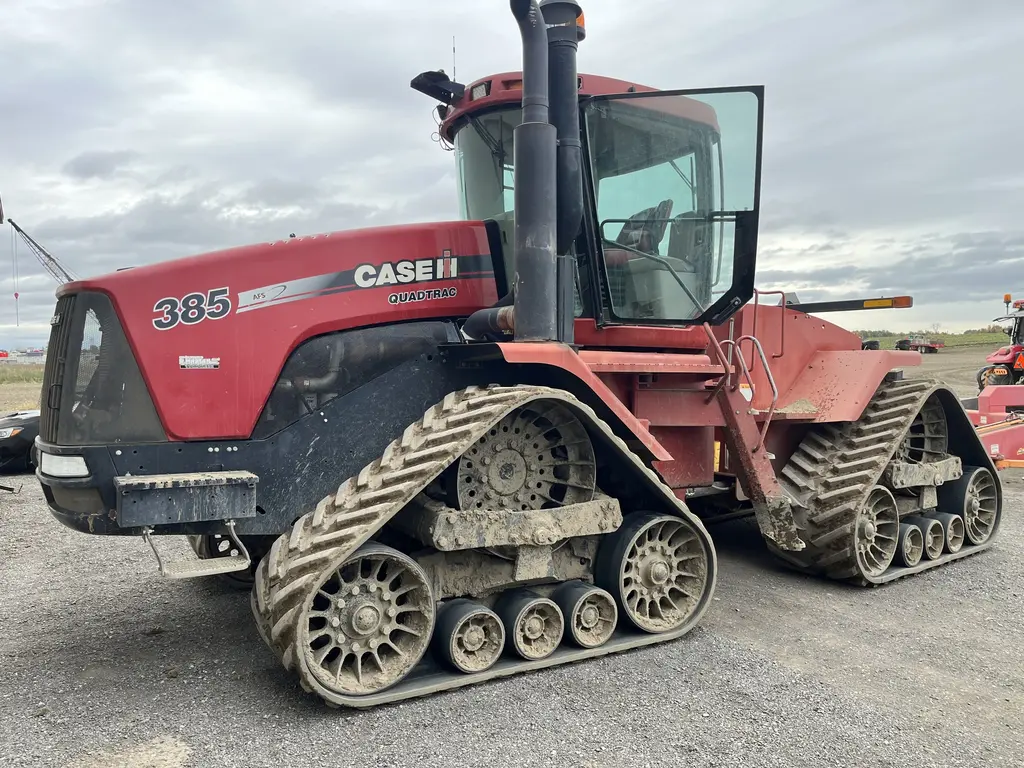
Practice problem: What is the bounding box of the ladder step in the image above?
[144,522,251,580]
[161,554,251,579]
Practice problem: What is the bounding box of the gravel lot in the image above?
[1,347,1020,768]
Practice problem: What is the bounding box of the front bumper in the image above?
[34,439,259,536]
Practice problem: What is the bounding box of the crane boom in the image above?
[7,219,78,284]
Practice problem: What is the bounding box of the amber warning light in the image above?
[863,296,913,309]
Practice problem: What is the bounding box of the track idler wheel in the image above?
[896,522,924,568]
[938,465,999,546]
[552,580,618,649]
[595,512,710,634]
[853,487,899,578]
[434,599,505,674]
[904,515,944,560]
[299,543,435,697]
[496,589,564,660]
[930,512,965,554]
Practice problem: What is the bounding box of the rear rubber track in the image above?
[773,376,1001,585]
[251,383,717,708]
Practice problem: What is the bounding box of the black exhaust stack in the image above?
[540,0,584,345]
[509,0,558,342]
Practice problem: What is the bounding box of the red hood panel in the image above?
[68,221,498,439]
[987,344,1022,364]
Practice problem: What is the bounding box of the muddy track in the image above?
[251,383,718,708]
[774,376,999,585]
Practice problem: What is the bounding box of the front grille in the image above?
[40,295,77,443]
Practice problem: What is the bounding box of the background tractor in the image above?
[33,0,1002,709]
[976,293,1024,390]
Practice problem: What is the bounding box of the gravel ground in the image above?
[1,473,1021,768]
[1,346,1020,767]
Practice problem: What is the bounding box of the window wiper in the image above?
[668,158,695,195]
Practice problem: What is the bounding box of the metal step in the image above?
[142,521,251,579]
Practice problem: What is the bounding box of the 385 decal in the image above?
[153,287,232,330]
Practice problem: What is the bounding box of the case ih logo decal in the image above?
[354,252,458,289]
[234,250,482,314]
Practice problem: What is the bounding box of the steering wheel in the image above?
[614,199,674,255]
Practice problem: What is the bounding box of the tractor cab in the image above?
[417,71,763,330]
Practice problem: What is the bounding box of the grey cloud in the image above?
[758,229,1024,305]
[62,150,139,180]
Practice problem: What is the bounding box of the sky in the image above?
[1,0,1021,347]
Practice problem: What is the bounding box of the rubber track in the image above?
[774,376,997,585]
[251,384,718,708]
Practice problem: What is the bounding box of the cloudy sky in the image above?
[1,0,1021,347]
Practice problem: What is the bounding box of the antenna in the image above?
[452,35,456,81]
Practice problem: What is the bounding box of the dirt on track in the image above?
[0,348,1020,767]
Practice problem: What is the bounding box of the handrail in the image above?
[735,334,779,452]
[702,322,733,403]
[751,289,786,361]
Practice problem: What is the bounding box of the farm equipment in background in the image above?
[32,0,1002,709]
[895,335,944,353]
[975,294,1024,390]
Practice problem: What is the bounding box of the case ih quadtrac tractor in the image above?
[35,0,1001,709]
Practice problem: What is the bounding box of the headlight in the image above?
[39,453,89,478]
[0,427,21,439]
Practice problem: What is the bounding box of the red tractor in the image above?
[976,293,1024,390]
[34,0,1001,709]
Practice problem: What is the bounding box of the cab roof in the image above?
[438,70,721,143]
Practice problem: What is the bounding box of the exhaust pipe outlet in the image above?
[509,0,558,342]
[541,0,584,257]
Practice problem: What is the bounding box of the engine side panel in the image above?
[62,221,500,440]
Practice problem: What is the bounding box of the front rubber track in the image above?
[772,376,1002,586]
[251,384,718,709]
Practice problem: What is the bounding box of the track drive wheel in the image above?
[595,513,711,634]
[298,543,435,697]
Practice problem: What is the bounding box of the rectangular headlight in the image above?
[40,453,90,478]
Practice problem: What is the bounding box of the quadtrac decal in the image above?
[153,287,231,330]
[235,251,493,314]
[179,355,221,370]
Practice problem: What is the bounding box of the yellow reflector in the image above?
[863,298,894,308]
